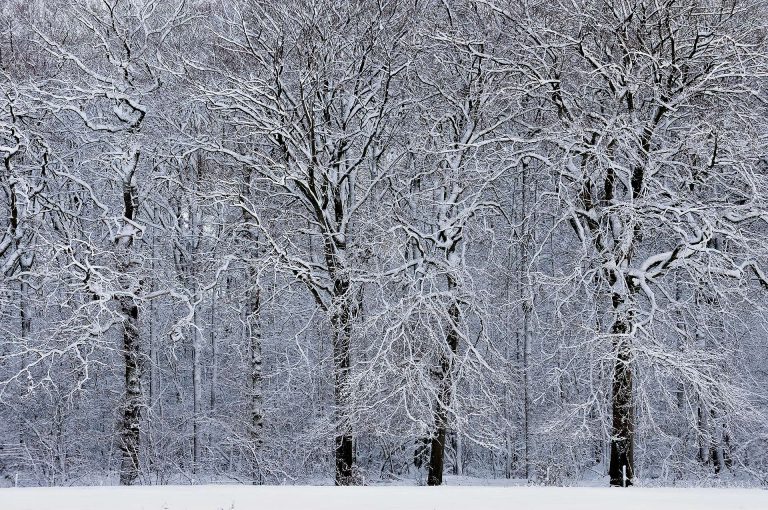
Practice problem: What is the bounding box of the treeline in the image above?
[1,0,768,487]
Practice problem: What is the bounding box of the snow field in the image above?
[2,485,767,510]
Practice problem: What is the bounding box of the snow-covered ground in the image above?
[1,485,767,510]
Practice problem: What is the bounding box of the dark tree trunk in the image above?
[428,299,460,486]
[118,170,141,486]
[335,432,354,485]
[427,423,447,486]
[332,277,355,485]
[119,296,141,485]
[609,314,634,487]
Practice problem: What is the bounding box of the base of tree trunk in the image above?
[427,428,446,486]
[335,434,355,485]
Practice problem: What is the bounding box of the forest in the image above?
[1,0,768,489]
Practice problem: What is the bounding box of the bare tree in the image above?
[31,0,186,484]
[485,0,768,485]
[192,0,411,485]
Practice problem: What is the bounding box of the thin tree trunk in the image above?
[210,285,217,413]
[711,410,725,474]
[522,300,532,479]
[192,301,203,475]
[520,159,533,480]
[245,271,264,483]
[453,432,463,476]
[147,229,156,482]
[413,436,429,471]
[20,278,30,340]
[698,401,710,465]
[18,266,30,454]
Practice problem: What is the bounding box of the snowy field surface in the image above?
[2,485,767,510]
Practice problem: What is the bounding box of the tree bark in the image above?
[522,300,533,480]
[413,436,430,471]
[239,171,265,483]
[118,164,141,486]
[332,276,355,485]
[608,312,634,487]
[698,401,710,465]
[192,302,203,475]
[246,275,264,483]
[210,285,217,413]
[119,295,141,485]
[427,298,460,486]
[452,432,463,476]
[520,158,534,480]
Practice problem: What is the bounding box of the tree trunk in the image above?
[452,431,464,476]
[698,402,710,465]
[246,276,264,483]
[413,436,429,471]
[18,264,31,452]
[711,410,725,474]
[522,299,532,480]
[118,169,141,486]
[119,295,141,485]
[608,313,634,487]
[210,285,217,413]
[238,176,264,482]
[192,302,203,475]
[520,157,534,480]
[427,298,460,486]
[332,277,355,485]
